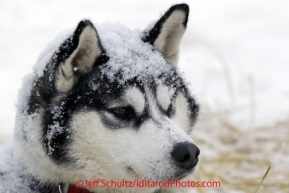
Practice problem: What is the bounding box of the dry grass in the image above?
[0,102,288,193]
[192,104,289,193]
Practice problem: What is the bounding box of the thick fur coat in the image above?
[0,4,199,193]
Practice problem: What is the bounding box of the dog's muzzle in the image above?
[171,142,200,170]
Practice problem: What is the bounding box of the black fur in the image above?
[54,19,102,67]
[27,20,108,163]
[29,177,59,193]
[27,19,108,115]
[1,4,200,193]
[42,66,198,164]
[27,3,198,169]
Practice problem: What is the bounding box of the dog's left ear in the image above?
[142,4,189,67]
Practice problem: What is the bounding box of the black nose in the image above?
[171,142,200,170]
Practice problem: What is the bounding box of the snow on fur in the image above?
[0,28,74,192]
[3,18,180,148]
[0,18,189,192]
[97,22,174,84]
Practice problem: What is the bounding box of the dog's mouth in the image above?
[126,166,142,179]
[125,165,197,182]
[175,167,196,180]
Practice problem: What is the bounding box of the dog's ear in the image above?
[142,4,189,67]
[54,20,106,93]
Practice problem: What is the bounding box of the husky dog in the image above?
[0,3,199,193]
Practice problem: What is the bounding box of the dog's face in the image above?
[25,4,199,184]
[63,76,199,181]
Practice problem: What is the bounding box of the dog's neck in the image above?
[59,183,93,193]
[67,184,93,193]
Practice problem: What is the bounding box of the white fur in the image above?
[62,85,193,192]
[156,84,174,111]
[124,87,145,114]
[11,85,193,193]
[1,5,196,193]
[153,10,186,67]
[173,94,191,133]
[14,112,68,183]
[107,87,145,115]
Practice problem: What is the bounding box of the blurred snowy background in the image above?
[0,0,288,192]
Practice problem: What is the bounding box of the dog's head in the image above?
[20,3,199,185]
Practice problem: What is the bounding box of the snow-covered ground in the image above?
[0,0,288,192]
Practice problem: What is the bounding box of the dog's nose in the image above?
[171,142,200,170]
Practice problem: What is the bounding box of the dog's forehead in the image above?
[83,23,186,108]
[106,87,146,114]
[103,84,175,119]
[96,23,174,83]
[156,84,175,110]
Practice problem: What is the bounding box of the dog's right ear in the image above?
[142,4,189,68]
[53,20,106,93]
